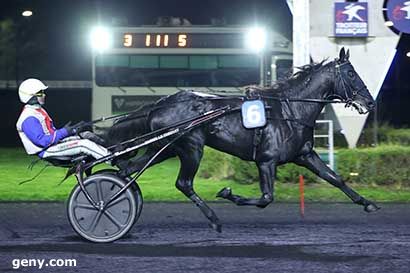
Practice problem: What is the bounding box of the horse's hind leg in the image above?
[217,160,276,208]
[118,147,175,177]
[294,151,380,212]
[174,141,222,232]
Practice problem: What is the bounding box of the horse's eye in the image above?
[348,70,355,78]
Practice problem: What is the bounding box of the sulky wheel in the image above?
[67,173,142,243]
[91,169,143,220]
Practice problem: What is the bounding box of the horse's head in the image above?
[331,48,375,114]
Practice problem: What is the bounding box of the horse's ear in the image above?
[339,47,346,61]
[346,49,350,60]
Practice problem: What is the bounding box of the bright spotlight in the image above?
[384,21,394,27]
[22,10,33,17]
[406,51,410,58]
[245,27,267,52]
[90,26,112,52]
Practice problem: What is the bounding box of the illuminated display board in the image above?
[116,33,244,48]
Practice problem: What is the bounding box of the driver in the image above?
[16,78,111,161]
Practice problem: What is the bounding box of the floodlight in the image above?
[90,26,112,52]
[406,51,410,58]
[22,10,33,17]
[245,27,267,52]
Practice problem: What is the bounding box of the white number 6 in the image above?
[247,104,261,124]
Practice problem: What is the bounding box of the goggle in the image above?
[34,90,46,97]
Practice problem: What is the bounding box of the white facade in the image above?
[292,0,400,148]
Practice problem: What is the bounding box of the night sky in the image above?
[0,0,292,80]
[0,0,409,126]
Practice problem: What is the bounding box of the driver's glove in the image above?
[64,121,88,136]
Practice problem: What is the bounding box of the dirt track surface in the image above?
[0,202,409,273]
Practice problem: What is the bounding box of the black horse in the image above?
[107,48,379,232]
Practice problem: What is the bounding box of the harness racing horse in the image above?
[107,48,380,232]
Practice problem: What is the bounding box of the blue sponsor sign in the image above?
[385,0,410,34]
[241,100,266,129]
[334,2,368,37]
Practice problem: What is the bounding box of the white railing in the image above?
[314,120,334,170]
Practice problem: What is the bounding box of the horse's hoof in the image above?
[256,203,269,209]
[114,158,129,170]
[216,187,232,199]
[364,202,381,213]
[208,222,222,233]
[256,194,273,209]
[117,169,129,179]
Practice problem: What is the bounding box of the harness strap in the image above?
[264,106,315,129]
[252,127,263,160]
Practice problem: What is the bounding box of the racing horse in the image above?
[107,48,379,232]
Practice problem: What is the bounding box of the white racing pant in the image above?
[42,136,110,161]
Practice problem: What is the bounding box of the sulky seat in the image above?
[43,155,89,168]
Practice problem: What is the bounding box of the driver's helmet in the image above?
[18,78,48,103]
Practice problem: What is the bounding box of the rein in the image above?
[333,61,369,113]
[257,95,344,104]
[94,59,366,126]
[259,60,360,105]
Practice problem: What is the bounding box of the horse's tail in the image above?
[104,103,154,145]
[114,102,155,126]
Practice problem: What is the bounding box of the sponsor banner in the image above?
[111,95,163,113]
[334,2,368,37]
[386,0,410,34]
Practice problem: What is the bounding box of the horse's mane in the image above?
[247,59,329,95]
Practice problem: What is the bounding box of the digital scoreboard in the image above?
[117,33,244,48]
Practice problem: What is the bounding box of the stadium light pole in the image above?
[15,10,33,86]
[245,27,268,87]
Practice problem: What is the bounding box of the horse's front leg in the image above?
[217,160,276,208]
[294,151,380,212]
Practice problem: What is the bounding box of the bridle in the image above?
[330,59,369,112]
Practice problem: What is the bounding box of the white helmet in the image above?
[18,78,48,103]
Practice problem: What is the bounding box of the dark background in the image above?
[0,0,409,147]
[0,0,292,80]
